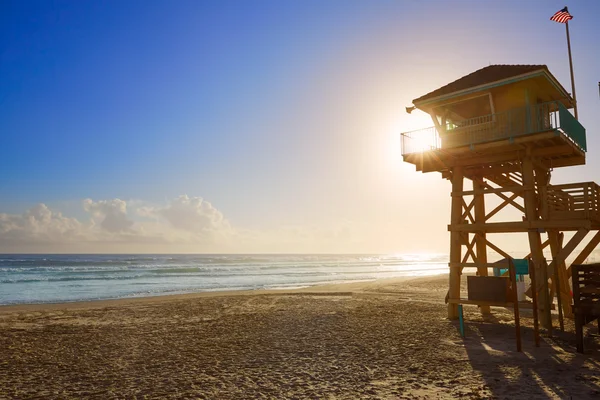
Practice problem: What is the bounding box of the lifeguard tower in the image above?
[401,65,596,329]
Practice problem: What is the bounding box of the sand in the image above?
[1,275,599,399]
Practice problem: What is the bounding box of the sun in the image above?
[399,111,439,154]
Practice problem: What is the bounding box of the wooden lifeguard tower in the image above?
[401,65,596,329]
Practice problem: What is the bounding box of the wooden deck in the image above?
[403,130,585,175]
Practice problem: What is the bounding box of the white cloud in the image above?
[83,198,134,233]
[139,195,232,237]
[0,196,364,253]
[0,203,85,244]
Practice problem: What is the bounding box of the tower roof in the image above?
[412,65,572,106]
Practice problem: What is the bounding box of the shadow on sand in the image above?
[454,317,600,399]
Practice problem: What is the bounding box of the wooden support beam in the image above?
[466,164,521,178]
[461,198,475,224]
[430,113,445,135]
[524,238,551,259]
[542,229,588,321]
[476,234,512,261]
[446,132,556,165]
[448,166,464,320]
[485,192,521,221]
[509,259,522,352]
[474,177,491,314]
[449,219,591,233]
[455,185,530,196]
[426,150,450,172]
[548,231,569,324]
[522,154,550,329]
[528,258,541,347]
[484,182,527,212]
[567,230,600,275]
[461,234,476,265]
[532,144,578,158]
[547,228,588,278]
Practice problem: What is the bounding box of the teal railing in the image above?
[557,102,586,151]
[401,101,586,155]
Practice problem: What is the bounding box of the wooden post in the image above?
[548,231,565,330]
[554,257,565,332]
[473,177,491,315]
[448,166,464,319]
[572,264,584,353]
[541,257,553,338]
[522,155,550,328]
[458,305,465,337]
[509,259,522,352]
[529,258,540,347]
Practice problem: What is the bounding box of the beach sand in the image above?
[1,275,599,399]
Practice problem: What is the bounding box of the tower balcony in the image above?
[401,101,586,173]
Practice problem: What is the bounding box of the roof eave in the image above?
[542,70,574,107]
[413,69,574,110]
[413,70,546,108]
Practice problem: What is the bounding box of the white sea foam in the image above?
[0,254,448,305]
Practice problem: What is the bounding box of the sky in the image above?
[1,0,599,254]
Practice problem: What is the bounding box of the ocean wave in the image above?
[0,254,449,304]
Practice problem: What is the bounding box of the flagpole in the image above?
[565,20,578,119]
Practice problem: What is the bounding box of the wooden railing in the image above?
[545,182,600,221]
[571,263,600,353]
[401,101,586,155]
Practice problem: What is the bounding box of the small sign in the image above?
[467,276,511,303]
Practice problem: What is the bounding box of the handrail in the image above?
[546,182,600,219]
[401,100,586,155]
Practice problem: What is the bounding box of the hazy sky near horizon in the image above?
[1,0,599,253]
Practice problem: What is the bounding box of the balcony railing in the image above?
[401,101,586,155]
[545,182,600,221]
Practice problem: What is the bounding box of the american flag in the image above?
[550,7,573,23]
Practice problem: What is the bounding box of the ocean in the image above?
[0,254,448,305]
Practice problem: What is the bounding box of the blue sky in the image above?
[1,0,599,253]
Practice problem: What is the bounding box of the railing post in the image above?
[585,183,590,218]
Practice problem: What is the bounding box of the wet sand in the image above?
[1,275,599,399]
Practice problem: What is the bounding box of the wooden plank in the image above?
[551,182,596,190]
[449,219,592,233]
[454,185,530,196]
[532,144,578,157]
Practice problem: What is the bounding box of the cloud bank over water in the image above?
[0,196,365,253]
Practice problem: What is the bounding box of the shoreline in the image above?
[0,275,425,313]
[2,273,599,399]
